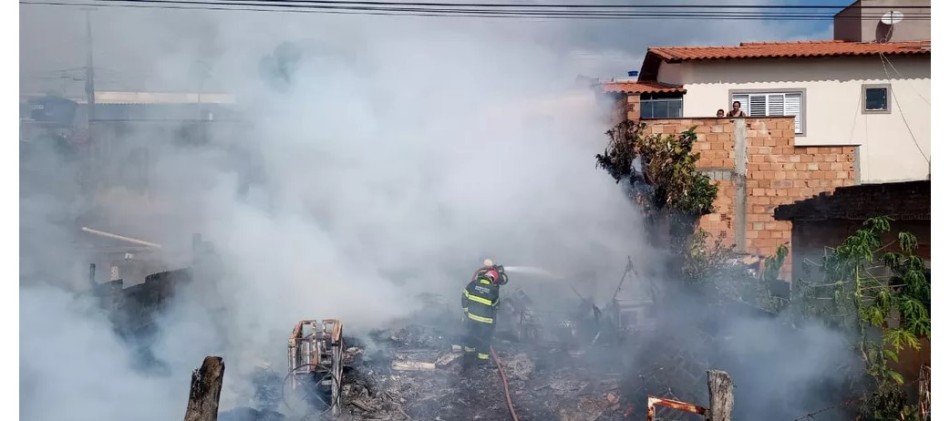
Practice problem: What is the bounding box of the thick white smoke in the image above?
[20,4,847,420]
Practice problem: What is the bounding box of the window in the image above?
[640,95,683,119]
[731,91,804,134]
[863,84,890,113]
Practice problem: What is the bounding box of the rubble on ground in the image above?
[238,287,722,421]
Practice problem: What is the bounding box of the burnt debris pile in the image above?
[332,321,631,421]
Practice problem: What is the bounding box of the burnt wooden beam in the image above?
[184,356,225,421]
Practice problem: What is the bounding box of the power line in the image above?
[878,52,930,167]
[20,0,931,20]
[96,0,935,9]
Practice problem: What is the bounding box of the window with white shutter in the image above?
[730,90,805,134]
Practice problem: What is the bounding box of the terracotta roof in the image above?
[648,40,931,63]
[601,80,685,94]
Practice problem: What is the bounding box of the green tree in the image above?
[796,217,930,420]
[596,120,718,254]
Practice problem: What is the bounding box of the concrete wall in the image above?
[642,117,857,279]
[834,0,931,43]
[660,55,930,183]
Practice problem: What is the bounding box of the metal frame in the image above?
[646,395,708,421]
[287,319,345,416]
[861,83,892,114]
[728,87,808,136]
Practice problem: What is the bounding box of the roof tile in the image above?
[601,80,685,94]
[648,40,930,62]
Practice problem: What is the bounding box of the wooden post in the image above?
[919,363,930,421]
[88,263,97,288]
[184,356,225,421]
[707,369,734,421]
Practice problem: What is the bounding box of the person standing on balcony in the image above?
[727,101,746,117]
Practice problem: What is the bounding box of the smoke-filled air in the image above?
[20,3,875,421]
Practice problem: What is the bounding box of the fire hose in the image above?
[490,346,520,421]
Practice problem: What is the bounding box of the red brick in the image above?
[823,155,836,162]
[805,147,818,154]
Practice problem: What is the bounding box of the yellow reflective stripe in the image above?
[464,346,476,352]
[463,290,494,306]
[467,313,494,323]
[477,353,490,360]
[480,279,491,285]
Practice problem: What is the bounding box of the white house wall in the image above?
[678,55,930,183]
[656,62,685,86]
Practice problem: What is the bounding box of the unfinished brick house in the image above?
[603,113,856,280]
[600,1,929,280]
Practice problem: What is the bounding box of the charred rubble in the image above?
[85,238,851,420]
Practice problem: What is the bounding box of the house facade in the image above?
[599,0,930,279]
[604,0,930,184]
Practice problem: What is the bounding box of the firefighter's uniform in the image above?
[461,272,501,367]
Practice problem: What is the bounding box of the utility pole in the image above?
[80,8,98,194]
[83,8,96,126]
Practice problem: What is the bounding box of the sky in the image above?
[19,0,836,96]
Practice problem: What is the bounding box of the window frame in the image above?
[639,93,684,120]
[861,83,891,114]
[728,88,807,136]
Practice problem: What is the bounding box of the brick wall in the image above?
[641,117,857,279]
[625,95,641,121]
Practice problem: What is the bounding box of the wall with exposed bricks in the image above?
[640,116,857,279]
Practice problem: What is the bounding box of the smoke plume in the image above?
[20,3,847,420]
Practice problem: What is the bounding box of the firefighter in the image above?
[460,263,508,372]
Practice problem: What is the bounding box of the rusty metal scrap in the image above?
[646,395,707,421]
[287,319,345,416]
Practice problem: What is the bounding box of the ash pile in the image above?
[333,291,632,421]
[230,264,768,421]
[229,282,643,421]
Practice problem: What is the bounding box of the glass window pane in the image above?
[655,101,669,118]
[865,88,888,110]
[640,101,653,119]
[670,99,683,118]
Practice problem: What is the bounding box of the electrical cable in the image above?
[20,0,932,21]
[490,345,520,421]
[181,0,932,9]
[878,52,930,166]
[880,53,931,106]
